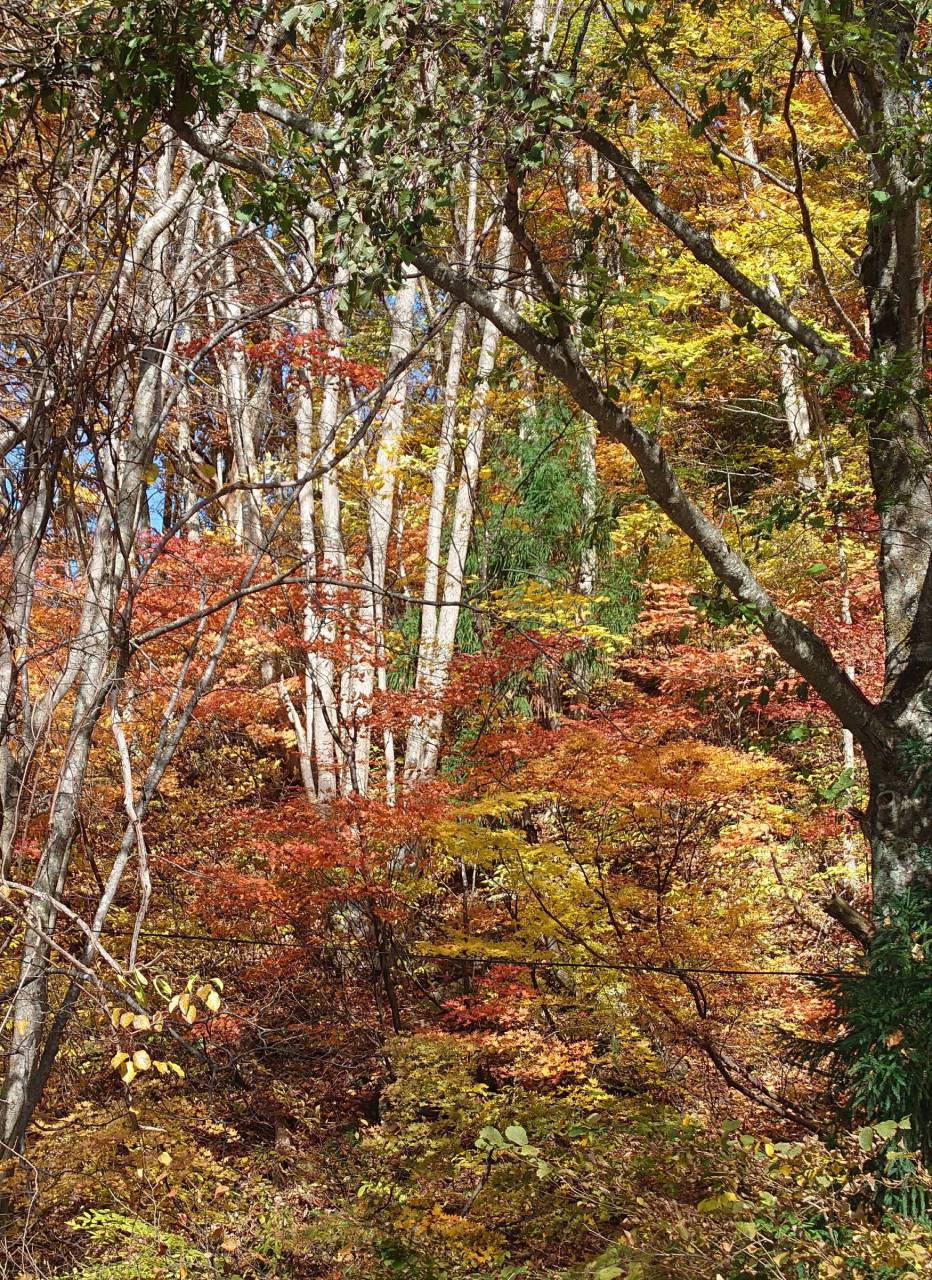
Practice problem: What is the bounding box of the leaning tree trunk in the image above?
[0,143,208,1157]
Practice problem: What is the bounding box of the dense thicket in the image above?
[0,1,930,1275]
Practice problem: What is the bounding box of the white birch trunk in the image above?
[314,266,350,799]
[211,186,265,548]
[291,300,326,801]
[404,224,514,783]
[415,166,479,663]
[349,270,417,796]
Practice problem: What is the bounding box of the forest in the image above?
[0,0,930,1275]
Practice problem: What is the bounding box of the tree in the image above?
[3,0,932,1227]
[340,0,929,922]
[83,0,929,920]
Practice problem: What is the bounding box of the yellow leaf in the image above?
[132,1050,151,1071]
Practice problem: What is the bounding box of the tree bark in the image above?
[405,223,514,782]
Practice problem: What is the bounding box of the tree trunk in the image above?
[0,143,207,1156]
[350,269,417,795]
[866,721,932,916]
[405,223,513,783]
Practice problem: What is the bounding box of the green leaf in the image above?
[857,1125,874,1151]
[477,1125,505,1148]
[504,1124,529,1146]
[265,79,294,102]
